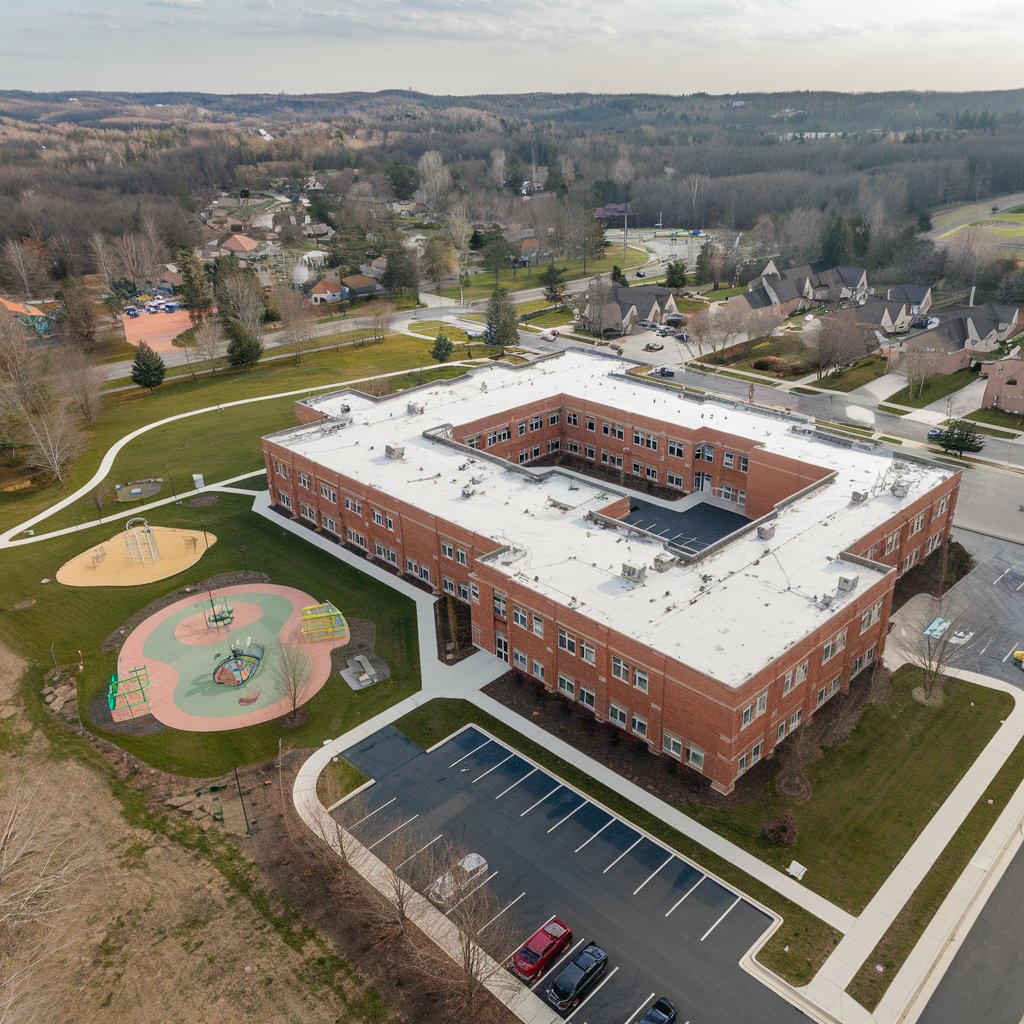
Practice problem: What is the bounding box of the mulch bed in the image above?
[434,597,475,665]
[329,617,391,682]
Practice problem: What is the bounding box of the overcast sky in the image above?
[2,0,1022,95]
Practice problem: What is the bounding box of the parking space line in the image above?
[1003,641,1022,663]
[396,834,443,868]
[548,802,585,833]
[449,739,491,768]
[565,965,619,1021]
[532,935,588,990]
[634,855,674,895]
[445,870,499,914]
[367,814,419,850]
[603,836,642,873]
[575,819,613,852]
[473,753,515,783]
[665,875,704,917]
[496,768,537,799]
[521,784,561,817]
[701,895,742,941]
[994,568,1011,585]
[622,992,656,1024]
[347,797,395,828]
[480,892,526,934]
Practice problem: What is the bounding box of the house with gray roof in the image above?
[733,260,869,316]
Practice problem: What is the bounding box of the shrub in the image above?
[752,356,782,372]
[761,809,798,847]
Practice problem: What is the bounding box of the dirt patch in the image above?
[12,597,36,610]
[189,494,220,507]
[329,617,390,682]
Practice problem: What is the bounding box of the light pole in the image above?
[239,545,249,573]
[199,518,209,551]
[1006,435,1017,474]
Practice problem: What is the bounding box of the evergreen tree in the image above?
[665,260,688,289]
[226,321,263,368]
[176,247,214,326]
[611,265,629,287]
[540,264,565,303]
[484,288,518,353]
[937,420,985,457]
[821,213,871,265]
[431,329,454,364]
[130,341,166,392]
[694,240,714,284]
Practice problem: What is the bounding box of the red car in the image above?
[510,918,573,981]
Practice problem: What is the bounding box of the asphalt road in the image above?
[338,725,811,1024]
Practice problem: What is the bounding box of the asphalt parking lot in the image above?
[336,725,810,1024]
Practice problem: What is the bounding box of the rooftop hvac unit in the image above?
[621,562,647,582]
[851,490,868,504]
[653,553,677,573]
[385,444,405,460]
[756,524,776,541]
[837,572,859,593]
[407,402,425,415]
[890,481,909,499]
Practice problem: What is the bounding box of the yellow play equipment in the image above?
[300,601,350,644]
[1014,650,1024,669]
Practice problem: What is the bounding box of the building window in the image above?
[493,593,507,619]
[634,669,649,693]
[902,548,920,573]
[441,541,454,559]
[865,544,878,560]
[518,421,527,437]
[662,732,682,759]
[558,674,575,698]
[816,687,827,708]
[558,628,576,655]
[646,435,658,451]
[469,582,478,601]
[723,452,735,469]
[578,687,596,709]
[884,530,899,556]
[908,512,925,537]
[756,691,768,715]
[532,445,541,460]
[567,440,580,455]
[346,528,365,548]
[298,471,310,489]
[741,704,753,728]
[667,472,683,489]
[586,417,596,432]
[406,557,418,574]
[777,721,787,742]
[789,709,803,731]
[795,659,809,684]
[548,439,561,453]
[567,412,579,427]
[549,412,560,426]
[322,514,337,535]
[273,461,289,479]
[782,670,794,695]
[443,577,456,594]
[926,531,942,555]
[822,628,847,664]
[580,639,596,666]
[374,543,397,565]
[519,451,529,464]
[300,502,315,522]
[646,466,658,481]
[739,455,749,473]
[633,430,644,446]
[278,491,293,510]
[632,461,643,477]
[512,606,527,628]
[457,549,468,566]
[936,495,950,517]
[668,439,685,458]
[686,746,705,771]
[421,566,431,584]
[695,444,714,462]
[513,649,528,670]
[585,445,596,460]
[343,496,361,516]
[860,599,883,634]
[737,489,746,507]
[458,583,470,601]
[466,436,479,449]
[611,656,630,682]
[372,509,384,526]
[385,515,394,531]
[532,615,544,638]
[530,415,542,432]
[320,483,338,502]
[631,714,648,738]
[609,703,628,728]
[496,635,508,663]
[532,659,545,681]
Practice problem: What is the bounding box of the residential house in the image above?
[886,285,932,315]
[310,280,348,305]
[980,350,1024,416]
[737,261,869,317]
[858,296,914,335]
[359,256,389,281]
[303,222,336,243]
[218,233,262,259]
[342,274,384,299]
[0,297,53,337]
[578,285,681,337]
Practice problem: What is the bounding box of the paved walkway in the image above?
[922,377,986,419]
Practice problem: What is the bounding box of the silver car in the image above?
[428,852,488,905]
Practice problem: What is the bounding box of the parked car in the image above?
[927,427,945,440]
[639,997,677,1024]
[643,343,664,352]
[674,332,689,342]
[658,367,675,378]
[427,852,487,905]
[545,942,608,1012]
[635,270,646,279]
[637,319,657,329]
[510,918,573,981]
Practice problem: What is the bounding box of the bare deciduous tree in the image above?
[192,318,227,368]
[815,310,869,379]
[901,343,938,401]
[417,150,451,209]
[367,301,396,342]
[273,641,312,723]
[489,147,507,189]
[87,232,116,290]
[0,239,50,299]
[17,401,85,484]
[273,286,316,363]
[57,347,102,427]
[218,272,265,343]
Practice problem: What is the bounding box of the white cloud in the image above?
[144,0,202,8]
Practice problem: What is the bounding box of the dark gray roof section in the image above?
[886,284,930,304]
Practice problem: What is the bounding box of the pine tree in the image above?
[665,260,688,289]
[484,288,518,353]
[130,341,166,392]
[175,248,214,326]
[226,321,263,368]
[431,329,454,364]
[937,420,985,458]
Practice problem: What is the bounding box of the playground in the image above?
[112,584,348,732]
[57,518,216,588]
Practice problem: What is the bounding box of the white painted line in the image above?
[480,891,526,933]
[396,834,443,869]
[565,965,619,1021]
[1003,641,1022,663]
[994,567,1011,585]
[445,870,499,914]
[496,767,537,799]
[1017,577,1024,591]
[367,814,419,850]
[622,993,656,1024]
[665,875,704,917]
[634,855,674,895]
[521,784,561,817]
[449,738,490,768]
[701,895,741,941]
[473,753,515,783]
[532,934,589,989]
[575,818,613,852]
[347,796,395,828]
[548,801,585,833]
[604,836,643,874]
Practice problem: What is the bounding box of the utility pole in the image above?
[234,767,252,837]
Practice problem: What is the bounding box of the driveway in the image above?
[923,377,986,419]
[845,371,908,403]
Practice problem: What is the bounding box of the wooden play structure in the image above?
[300,601,350,644]
[108,666,153,722]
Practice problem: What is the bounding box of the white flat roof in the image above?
[268,351,955,688]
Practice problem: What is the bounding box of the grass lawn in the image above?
[708,335,816,379]
[527,309,575,329]
[393,698,841,987]
[704,286,746,301]
[0,334,467,535]
[885,369,978,409]
[848,725,1024,1010]
[818,356,889,393]
[516,299,553,316]
[965,407,1024,433]
[0,495,422,778]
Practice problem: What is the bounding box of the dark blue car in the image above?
[927,427,944,440]
[639,997,677,1024]
[545,941,608,1012]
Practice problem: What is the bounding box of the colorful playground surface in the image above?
[114,585,347,732]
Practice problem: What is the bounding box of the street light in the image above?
[1006,435,1017,474]
[198,519,209,551]
[239,545,249,573]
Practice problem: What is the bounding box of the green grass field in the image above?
[1,495,421,777]
[818,356,889,393]
[965,406,1024,432]
[885,369,977,409]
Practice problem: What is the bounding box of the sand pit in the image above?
[57,525,217,587]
